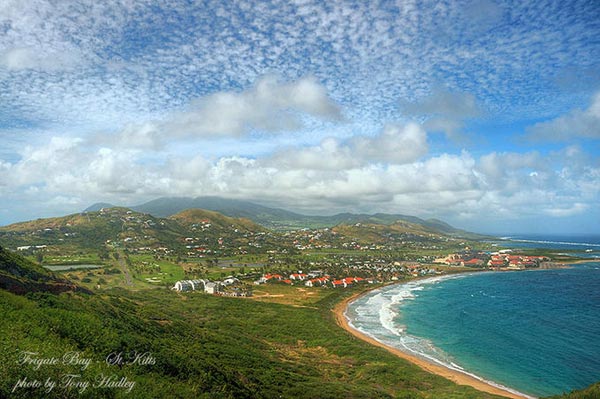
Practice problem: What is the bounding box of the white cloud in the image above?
[0,0,598,232]
[526,91,600,140]
[402,87,481,138]
[350,123,428,164]
[0,47,84,71]
[94,123,164,150]
[1,132,599,231]
[543,203,588,217]
[269,123,428,170]
[163,76,341,137]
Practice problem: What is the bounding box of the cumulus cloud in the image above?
[269,123,428,170]
[6,130,598,228]
[350,123,428,164]
[402,87,481,138]
[93,123,164,150]
[526,91,600,140]
[163,75,341,137]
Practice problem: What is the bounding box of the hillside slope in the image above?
[0,281,503,398]
[0,207,185,249]
[169,208,267,233]
[115,196,483,237]
[0,246,87,294]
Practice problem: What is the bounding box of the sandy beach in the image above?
[333,286,532,399]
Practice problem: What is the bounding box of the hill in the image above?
[0,207,185,250]
[0,273,503,398]
[132,196,299,220]
[332,219,451,246]
[83,202,116,212]
[102,196,485,238]
[0,245,87,295]
[0,207,288,259]
[169,208,267,233]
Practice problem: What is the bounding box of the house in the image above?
[305,276,330,287]
[289,273,308,281]
[256,273,284,284]
[331,280,347,288]
[462,258,484,267]
[204,282,221,294]
[488,259,506,268]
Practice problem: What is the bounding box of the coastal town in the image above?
[0,206,569,299]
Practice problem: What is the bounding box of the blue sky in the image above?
[0,0,599,234]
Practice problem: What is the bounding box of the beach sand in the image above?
[333,289,531,399]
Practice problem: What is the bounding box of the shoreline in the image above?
[332,277,532,399]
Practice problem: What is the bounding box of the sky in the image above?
[0,0,599,235]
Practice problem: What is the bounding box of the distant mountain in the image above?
[84,202,116,212]
[131,196,305,225]
[83,196,485,239]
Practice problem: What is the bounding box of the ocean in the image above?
[493,234,600,259]
[346,236,600,398]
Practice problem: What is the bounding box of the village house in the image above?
[255,273,284,284]
[289,273,308,281]
[461,258,485,267]
[331,279,347,288]
[304,276,330,287]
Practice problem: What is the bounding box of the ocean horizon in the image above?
[346,235,600,398]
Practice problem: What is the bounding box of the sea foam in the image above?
[345,275,537,399]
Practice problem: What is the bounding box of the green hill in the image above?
[169,208,267,233]
[0,207,269,250]
[0,257,504,398]
[0,245,87,295]
[94,196,485,237]
[0,207,185,250]
[332,219,451,246]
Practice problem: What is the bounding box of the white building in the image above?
[172,279,208,292]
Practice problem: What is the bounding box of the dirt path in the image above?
[116,252,133,286]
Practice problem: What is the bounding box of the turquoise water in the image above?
[346,264,600,397]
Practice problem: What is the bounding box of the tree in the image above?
[99,248,109,261]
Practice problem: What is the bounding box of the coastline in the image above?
[332,277,532,399]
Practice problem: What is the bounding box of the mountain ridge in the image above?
[85,196,485,239]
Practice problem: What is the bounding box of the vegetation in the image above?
[88,196,487,237]
[1,206,595,398]
[1,247,504,398]
[549,383,600,399]
[0,246,88,295]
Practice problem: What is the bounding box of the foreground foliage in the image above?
[550,383,600,399]
[2,247,594,399]
[0,284,505,399]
